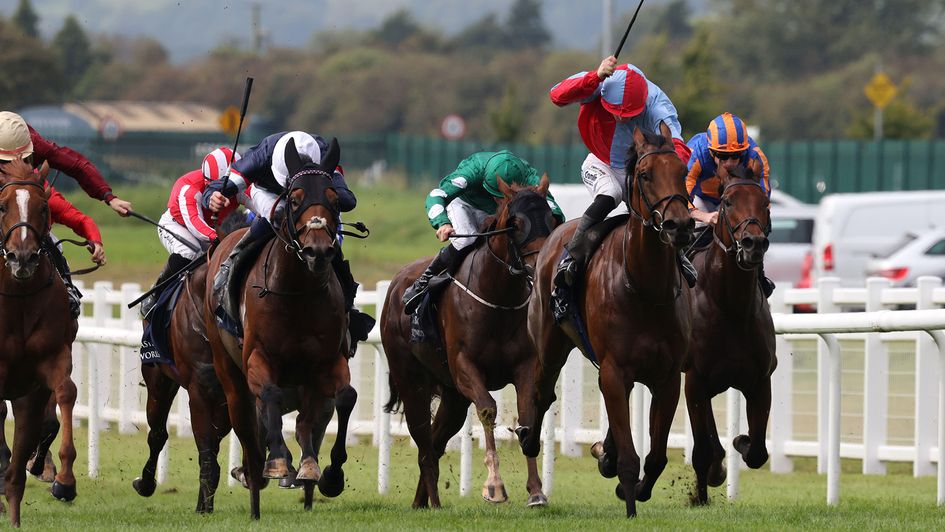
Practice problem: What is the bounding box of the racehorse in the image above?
[131,260,233,513]
[517,123,694,518]
[0,159,78,526]
[683,165,776,504]
[205,138,356,519]
[381,174,556,509]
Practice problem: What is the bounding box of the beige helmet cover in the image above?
[0,111,34,161]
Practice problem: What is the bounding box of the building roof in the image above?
[61,101,224,134]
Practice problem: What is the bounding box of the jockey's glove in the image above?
[202,179,239,208]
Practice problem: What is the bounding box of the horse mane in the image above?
[0,158,34,180]
[729,165,756,181]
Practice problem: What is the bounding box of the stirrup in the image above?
[402,285,427,315]
[553,256,578,289]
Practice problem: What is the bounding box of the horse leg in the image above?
[636,372,681,502]
[188,383,225,514]
[317,377,357,499]
[684,372,715,505]
[0,401,10,501]
[518,340,570,459]
[734,379,772,469]
[428,387,472,501]
[397,374,438,509]
[599,363,640,518]
[245,349,289,479]
[295,389,330,510]
[704,393,727,488]
[452,355,507,504]
[5,391,50,526]
[132,364,179,498]
[44,352,78,503]
[512,368,547,507]
[27,396,59,483]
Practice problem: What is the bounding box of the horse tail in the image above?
[383,372,402,414]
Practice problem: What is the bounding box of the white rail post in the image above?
[914,277,940,477]
[560,352,583,456]
[459,407,473,496]
[768,286,793,473]
[820,333,842,506]
[87,281,109,478]
[926,330,945,506]
[726,389,741,500]
[631,385,651,460]
[863,277,890,474]
[227,432,240,487]
[157,444,169,484]
[377,345,392,495]
[373,280,391,448]
[815,277,840,474]
[118,283,141,434]
[541,405,557,496]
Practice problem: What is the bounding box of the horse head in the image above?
[0,158,51,280]
[281,136,341,277]
[625,122,694,248]
[716,165,770,269]
[493,172,556,276]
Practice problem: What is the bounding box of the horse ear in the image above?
[37,161,50,181]
[659,121,673,147]
[284,137,303,178]
[496,173,514,199]
[321,137,341,173]
[537,172,550,197]
[632,125,646,148]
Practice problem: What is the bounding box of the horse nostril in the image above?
[741,237,754,250]
[28,252,40,264]
[686,218,695,230]
[4,252,15,263]
[300,247,317,259]
[761,238,770,252]
[662,219,678,232]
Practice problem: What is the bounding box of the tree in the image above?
[451,13,507,56]
[373,9,420,47]
[12,0,39,38]
[505,0,550,50]
[52,16,92,94]
[0,19,63,108]
[672,25,723,137]
[846,99,935,139]
[489,84,524,142]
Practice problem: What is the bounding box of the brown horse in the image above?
[684,166,776,504]
[381,175,556,509]
[205,138,356,519]
[0,159,78,526]
[131,260,233,512]
[517,124,694,518]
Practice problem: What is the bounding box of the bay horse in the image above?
[205,138,356,519]
[517,123,694,518]
[381,174,556,509]
[683,165,776,504]
[0,159,78,526]
[131,260,233,513]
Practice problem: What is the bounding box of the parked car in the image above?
[812,190,945,286]
[866,227,945,286]
[767,202,818,285]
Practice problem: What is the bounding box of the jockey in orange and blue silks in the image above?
[686,113,770,226]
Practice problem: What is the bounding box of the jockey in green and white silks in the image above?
[402,150,565,314]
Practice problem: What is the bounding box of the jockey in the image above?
[140,147,250,316]
[0,111,111,317]
[548,56,697,302]
[686,112,775,297]
[401,150,566,314]
[202,131,374,352]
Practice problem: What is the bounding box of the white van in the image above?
[812,191,945,285]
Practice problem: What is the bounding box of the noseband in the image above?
[626,149,690,244]
[0,180,50,257]
[714,179,770,269]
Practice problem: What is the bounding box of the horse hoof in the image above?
[27,455,43,477]
[317,465,344,498]
[230,467,249,489]
[133,477,157,497]
[296,457,321,482]
[279,477,301,489]
[707,462,727,488]
[733,435,750,456]
[514,426,530,447]
[50,480,77,502]
[615,483,625,501]
[39,464,58,484]
[481,483,509,504]
[263,458,289,479]
[635,482,652,502]
[525,493,548,507]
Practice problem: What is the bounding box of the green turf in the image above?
[57,181,443,288]
[9,426,941,530]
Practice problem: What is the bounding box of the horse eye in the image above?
[637,171,648,181]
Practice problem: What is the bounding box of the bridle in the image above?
[713,179,771,270]
[0,180,50,258]
[626,148,690,244]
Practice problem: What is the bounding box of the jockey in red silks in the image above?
[0,111,110,318]
[140,147,253,316]
[548,56,696,298]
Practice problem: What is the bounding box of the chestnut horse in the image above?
[131,260,233,512]
[205,138,356,519]
[684,166,776,504]
[0,159,78,526]
[518,124,694,518]
[381,175,556,509]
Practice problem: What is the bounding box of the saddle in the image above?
[216,235,274,338]
[409,273,453,347]
[140,275,188,366]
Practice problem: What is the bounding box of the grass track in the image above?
[9,426,941,530]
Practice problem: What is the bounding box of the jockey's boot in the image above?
[141,253,190,319]
[677,251,698,288]
[759,265,776,298]
[213,218,273,321]
[553,195,616,290]
[402,244,459,315]
[333,252,376,357]
[44,237,83,319]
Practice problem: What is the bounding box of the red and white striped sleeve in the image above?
[178,184,217,242]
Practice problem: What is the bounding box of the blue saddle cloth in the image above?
[140,276,186,366]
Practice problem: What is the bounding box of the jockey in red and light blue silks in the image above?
[685,112,776,297]
[548,55,696,306]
